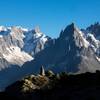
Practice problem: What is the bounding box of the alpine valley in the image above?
[0,22,100,90]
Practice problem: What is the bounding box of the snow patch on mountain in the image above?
[87,33,100,48]
[23,28,48,55]
[0,26,7,32]
[96,56,100,62]
[3,46,33,66]
[74,26,90,48]
[86,33,100,59]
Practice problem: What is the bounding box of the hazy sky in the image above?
[0,0,100,37]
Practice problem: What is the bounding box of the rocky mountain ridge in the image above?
[0,22,99,90]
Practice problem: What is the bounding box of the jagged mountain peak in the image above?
[0,25,49,68]
[60,23,76,37]
[86,22,100,39]
[60,23,89,48]
[60,23,84,38]
[87,22,100,30]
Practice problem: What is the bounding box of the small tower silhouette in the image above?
[40,66,45,76]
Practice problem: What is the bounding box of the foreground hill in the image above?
[0,69,100,100]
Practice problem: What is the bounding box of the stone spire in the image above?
[40,66,45,76]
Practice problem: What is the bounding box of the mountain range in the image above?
[0,22,100,90]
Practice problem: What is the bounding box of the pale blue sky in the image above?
[0,0,100,37]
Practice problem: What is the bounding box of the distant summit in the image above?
[60,23,89,48]
[86,22,100,39]
[60,23,75,38]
